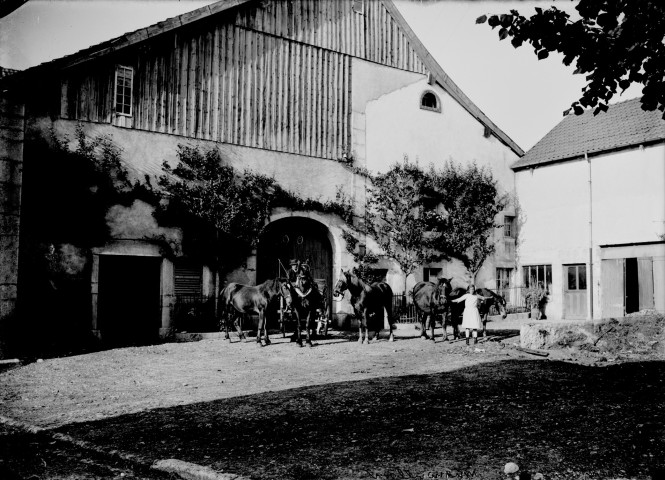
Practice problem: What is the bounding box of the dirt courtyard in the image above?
[1,325,664,480]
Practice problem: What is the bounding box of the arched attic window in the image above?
[420,90,441,113]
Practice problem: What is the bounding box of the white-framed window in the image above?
[114,65,133,116]
[496,268,512,291]
[522,264,552,289]
[420,90,441,113]
[423,267,442,283]
[504,215,515,238]
[565,264,587,291]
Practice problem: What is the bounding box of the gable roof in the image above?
[512,97,665,171]
[3,0,522,157]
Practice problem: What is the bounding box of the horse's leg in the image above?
[385,306,394,342]
[419,311,428,340]
[483,313,488,337]
[305,311,313,347]
[256,311,264,346]
[294,310,303,347]
[234,313,244,340]
[263,311,271,346]
[430,311,436,342]
[223,309,231,341]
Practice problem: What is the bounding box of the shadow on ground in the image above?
[52,359,665,480]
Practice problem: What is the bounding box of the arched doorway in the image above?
[257,217,333,319]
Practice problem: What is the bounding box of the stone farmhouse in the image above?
[513,97,665,320]
[0,0,522,353]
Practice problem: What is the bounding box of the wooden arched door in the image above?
[257,218,333,319]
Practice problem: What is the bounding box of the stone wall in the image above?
[0,95,24,358]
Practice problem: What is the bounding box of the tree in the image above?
[157,145,276,272]
[364,159,440,293]
[476,1,665,117]
[425,162,506,282]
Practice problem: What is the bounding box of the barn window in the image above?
[114,65,133,116]
[352,0,364,15]
[420,90,441,113]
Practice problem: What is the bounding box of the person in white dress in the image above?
[452,285,493,345]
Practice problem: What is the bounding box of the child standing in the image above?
[452,285,493,345]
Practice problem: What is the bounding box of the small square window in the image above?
[424,267,442,283]
[114,65,133,116]
[352,0,364,14]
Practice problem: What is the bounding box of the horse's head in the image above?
[496,293,508,319]
[333,269,349,298]
[278,278,293,308]
[436,277,453,306]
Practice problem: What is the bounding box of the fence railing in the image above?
[173,294,218,332]
[391,287,531,323]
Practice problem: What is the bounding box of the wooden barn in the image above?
[0,0,522,353]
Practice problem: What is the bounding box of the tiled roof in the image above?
[512,97,665,170]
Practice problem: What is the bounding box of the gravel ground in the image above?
[1,319,663,480]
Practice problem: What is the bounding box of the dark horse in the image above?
[449,286,508,337]
[333,269,394,344]
[411,277,453,341]
[288,262,325,347]
[219,277,292,346]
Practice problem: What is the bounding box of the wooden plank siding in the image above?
[60,0,426,159]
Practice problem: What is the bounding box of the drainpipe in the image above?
[586,152,594,320]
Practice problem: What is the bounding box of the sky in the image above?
[0,0,643,151]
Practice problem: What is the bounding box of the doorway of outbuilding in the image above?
[625,258,639,314]
[97,255,162,347]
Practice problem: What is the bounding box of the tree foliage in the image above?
[157,146,276,269]
[364,159,439,286]
[425,162,506,278]
[476,1,665,117]
[361,159,504,284]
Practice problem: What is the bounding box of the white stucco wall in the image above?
[516,143,665,319]
[362,68,519,193]
[352,59,520,292]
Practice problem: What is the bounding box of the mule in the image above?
[412,277,452,341]
[219,277,292,346]
[449,286,507,338]
[332,269,394,344]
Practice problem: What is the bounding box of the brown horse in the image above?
[219,277,292,346]
[288,263,324,347]
[412,277,452,341]
[333,269,394,344]
[449,286,507,337]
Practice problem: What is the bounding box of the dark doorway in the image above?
[625,257,639,314]
[257,218,333,326]
[97,255,162,347]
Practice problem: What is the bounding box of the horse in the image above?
[449,286,507,338]
[219,277,292,346]
[287,262,325,347]
[476,287,508,335]
[332,269,394,344]
[411,277,453,341]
